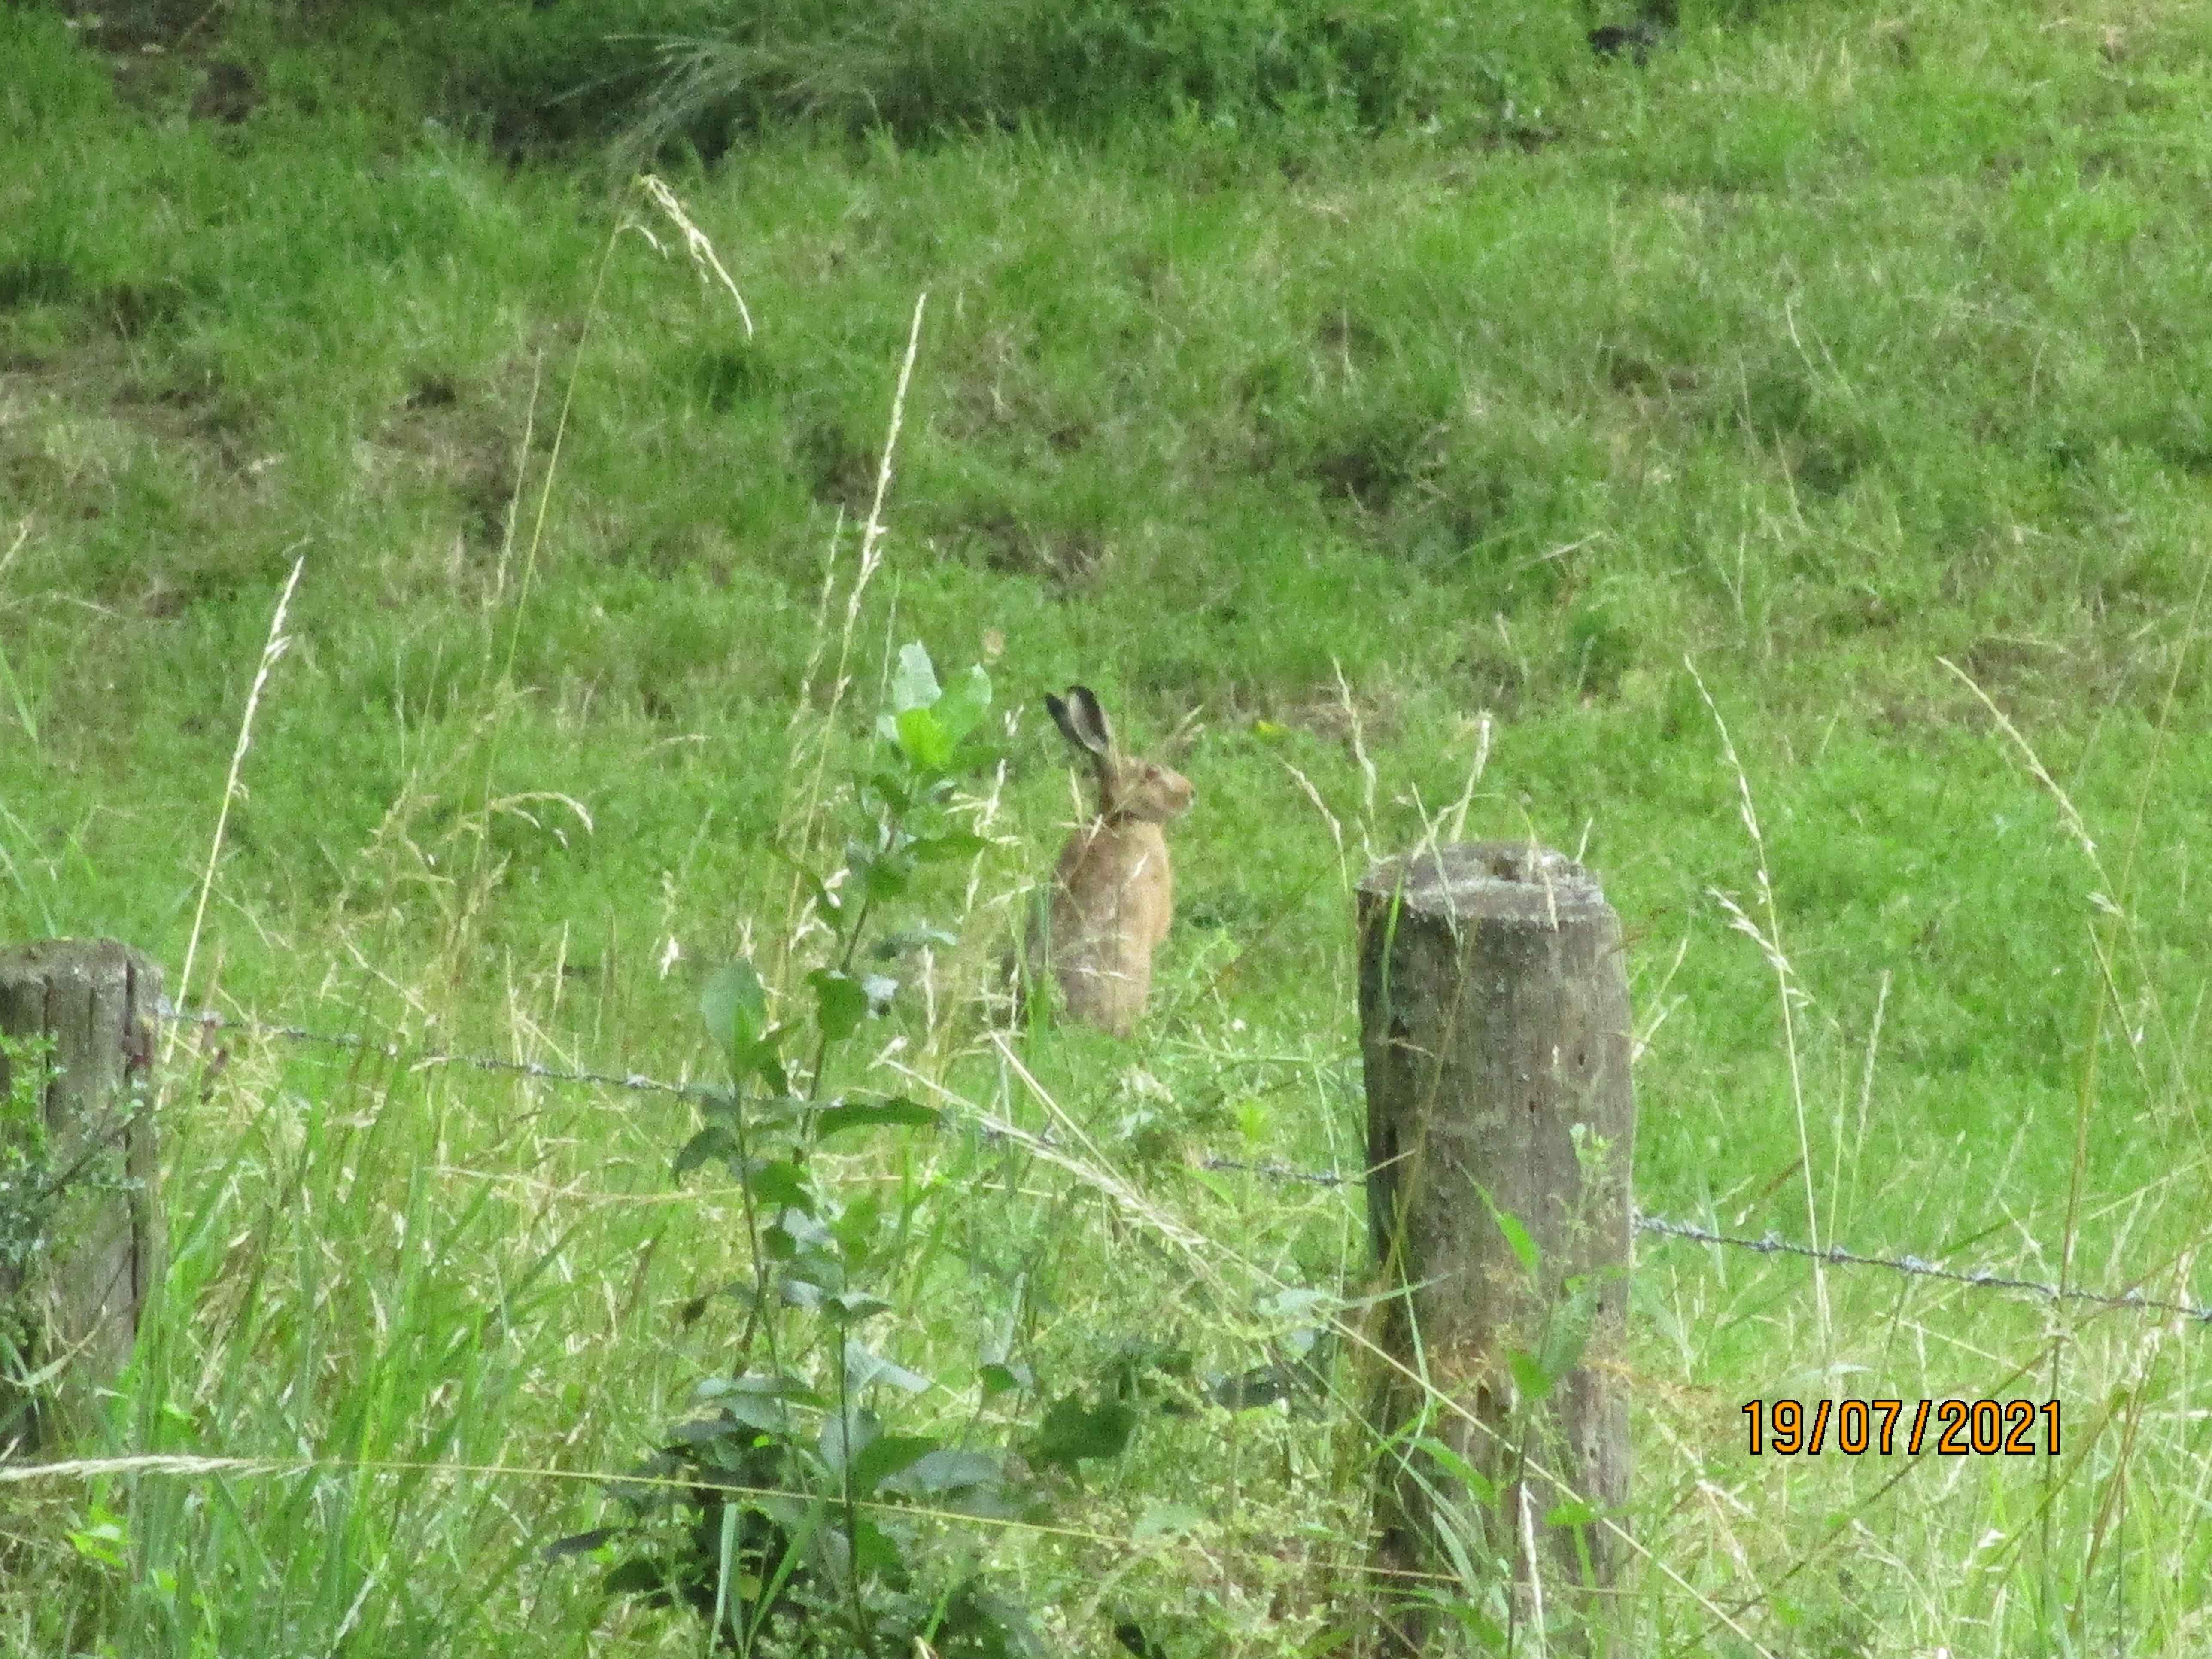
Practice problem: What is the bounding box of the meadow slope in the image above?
[5,1,2212,1653]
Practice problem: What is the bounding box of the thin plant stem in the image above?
[1689,656,1828,1354]
[172,550,306,1054]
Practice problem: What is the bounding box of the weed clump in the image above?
[628,0,1580,152]
[280,0,1586,158]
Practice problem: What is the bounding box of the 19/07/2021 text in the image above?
[1744,1398,2061,1456]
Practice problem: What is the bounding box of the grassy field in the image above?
[6,0,2212,1652]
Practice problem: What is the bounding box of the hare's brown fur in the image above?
[1031,686,1194,1037]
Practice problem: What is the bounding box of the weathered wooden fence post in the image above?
[1356,844,1634,1653]
[0,939,165,1457]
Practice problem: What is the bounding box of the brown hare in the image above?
[1029,685,1194,1037]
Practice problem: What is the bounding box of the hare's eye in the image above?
[1143,765,1160,781]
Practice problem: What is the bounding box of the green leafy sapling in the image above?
[554,645,1057,1658]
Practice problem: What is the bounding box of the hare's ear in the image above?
[1045,690,1085,754]
[1048,686,1113,760]
[1063,685,1116,756]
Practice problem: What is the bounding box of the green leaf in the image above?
[828,1188,881,1259]
[861,847,912,902]
[749,1094,812,1130]
[772,850,841,921]
[807,969,868,1044]
[1257,1287,1332,1322]
[814,1097,938,1137]
[1031,1395,1139,1472]
[667,1413,741,1446]
[849,1516,904,1577]
[1507,1345,1556,1403]
[701,960,786,1087]
[605,1450,687,1513]
[673,1125,739,1177]
[979,1361,1033,1398]
[866,770,913,814]
[938,1585,1047,1657]
[677,1285,725,1326]
[888,641,941,715]
[948,736,1003,776]
[717,1394,795,1437]
[850,1432,939,1494]
[700,960,766,1057]
[873,926,955,957]
[542,1526,619,1561]
[844,1337,929,1392]
[934,663,992,744]
[695,1370,819,1404]
[1545,1499,1599,1528]
[751,1049,790,1096]
[65,1509,128,1571]
[1492,1204,1540,1278]
[1412,1434,1498,1504]
[743,1159,809,1210]
[819,1406,880,1477]
[884,1448,1003,1498]
[603,1557,667,1596]
[775,1207,835,1251]
[777,1273,825,1311]
[895,705,953,772]
[1540,1279,1600,1383]
[911,828,989,863]
[824,1291,895,1327]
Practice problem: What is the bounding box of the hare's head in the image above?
[1045,686,1194,826]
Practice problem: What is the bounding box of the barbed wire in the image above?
[165,1006,2212,1326]
[1632,1213,2212,1325]
[162,1004,724,1102]
[1198,1155,1354,1187]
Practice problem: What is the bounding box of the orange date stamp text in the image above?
[1742,1398,2060,1456]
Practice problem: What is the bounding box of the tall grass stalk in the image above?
[1938,634,2208,1641]
[779,292,929,958]
[1690,656,1829,1355]
[498,207,616,687]
[492,171,731,689]
[172,551,305,1039]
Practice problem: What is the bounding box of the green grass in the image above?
[6,0,2212,1651]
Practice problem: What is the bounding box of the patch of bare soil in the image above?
[53,2,264,125]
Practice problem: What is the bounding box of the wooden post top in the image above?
[1357,841,1612,928]
[0,936,155,971]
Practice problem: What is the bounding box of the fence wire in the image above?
[165,1003,723,1101]
[165,1006,2212,1326]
